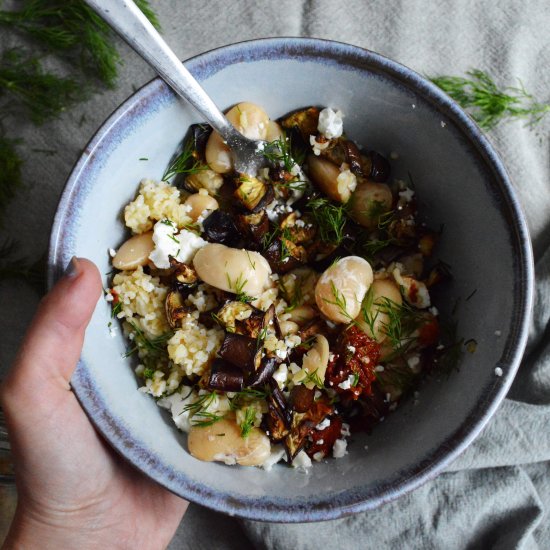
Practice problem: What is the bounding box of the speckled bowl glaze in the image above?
[48,38,533,522]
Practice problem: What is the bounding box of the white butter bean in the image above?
[184,192,219,222]
[307,155,350,203]
[349,181,393,229]
[192,243,271,297]
[301,334,330,390]
[355,278,402,341]
[205,102,270,174]
[112,231,154,270]
[188,418,271,466]
[315,256,373,323]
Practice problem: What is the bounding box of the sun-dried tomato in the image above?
[110,289,120,304]
[326,326,381,400]
[307,415,343,458]
[418,315,439,347]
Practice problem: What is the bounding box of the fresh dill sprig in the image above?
[0,48,80,125]
[229,388,268,411]
[302,368,324,389]
[181,391,225,427]
[225,272,254,302]
[0,0,160,88]
[306,197,348,246]
[430,69,550,130]
[162,140,209,182]
[191,411,224,427]
[124,321,173,358]
[262,132,305,172]
[323,281,354,322]
[239,407,257,438]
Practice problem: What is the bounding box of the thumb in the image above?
[1,257,102,406]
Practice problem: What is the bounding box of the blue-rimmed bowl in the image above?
[48,38,533,522]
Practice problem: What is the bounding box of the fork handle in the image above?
[84,0,239,142]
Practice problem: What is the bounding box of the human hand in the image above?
[0,258,187,549]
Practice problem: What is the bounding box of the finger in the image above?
[2,257,102,399]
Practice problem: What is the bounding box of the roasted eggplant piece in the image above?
[320,139,363,176]
[219,332,262,372]
[284,413,310,461]
[247,356,279,388]
[263,379,292,442]
[202,209,240,246]
[165,289,192,329]
[169,258,199,291]
[236,210,270,245]
[234,175,274,212]
[185,123,212,161]
[264,238,305,274]
[216,301,267,338]
[362,150,391,182]
[289,384,315,413]
[281,106,320,140]
[207,358,244,392]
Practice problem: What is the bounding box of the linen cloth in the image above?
[1,0,549,548]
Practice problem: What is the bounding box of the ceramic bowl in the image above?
[48,38,533,522]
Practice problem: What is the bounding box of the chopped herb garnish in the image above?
[124,321,173,358]
[302,368,325,390]
[111,301,122,318]
[240,407,257,438]
[323,281,354,322]
[162,138,209,181]
[226,272,254,302]
[306,196,348,246]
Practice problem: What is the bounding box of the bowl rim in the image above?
[48,36,534,522]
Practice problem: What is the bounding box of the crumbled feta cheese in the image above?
[494,330,502,337]
[261,446,286,471]
[429,306,439,316]
[310,135,330,156]
[157,386,197,432]
[273,363,289,388]
[347,345,356,354]
[148,219,206,269]
[336,168,357,197]
[289,362,301,375]
[398,188,415,203]
[495,367,503,377]
[316,417,331,430]
[341,423,351,437]
[108,248,117,257]
[375,365,385,372]
[312,451,325,462]
[317,108,344,139]
[407,355,420,369]
[440,121,447,128]
[105,292,114,302]
[292,450,312,470]
[338,374,356,390]
[333,439,348,458]
[411,104,416,109]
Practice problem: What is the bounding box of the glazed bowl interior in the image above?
[48,38,532,522]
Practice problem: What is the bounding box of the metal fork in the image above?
[84,0,267,176]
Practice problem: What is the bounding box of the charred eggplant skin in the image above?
[202,210,240,247]
[207,358,244,392]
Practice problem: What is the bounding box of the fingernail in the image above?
[64,256,80,278]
